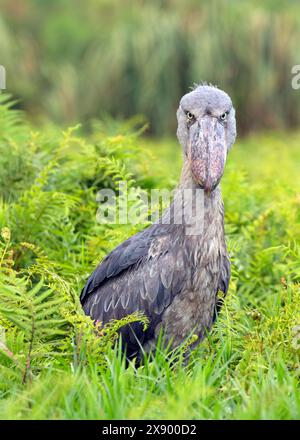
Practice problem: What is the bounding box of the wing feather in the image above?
[81,224,187,354]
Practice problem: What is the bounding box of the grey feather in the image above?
[81,84,236,359]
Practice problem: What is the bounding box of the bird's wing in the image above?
[80,226,153,304]
[80,223,187,322]
[213,253,231,323]
[218,253,231,295]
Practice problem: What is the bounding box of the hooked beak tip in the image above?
[203,178,218,195]
[204,188,211,197]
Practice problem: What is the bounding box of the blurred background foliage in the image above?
[1,0,300,134]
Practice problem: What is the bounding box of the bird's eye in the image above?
[219,112,228,123]
[186,111,195,122]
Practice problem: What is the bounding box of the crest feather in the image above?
[190,81,218,91]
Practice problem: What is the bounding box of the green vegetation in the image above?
[0,95,299,419]
[1,0,300,134]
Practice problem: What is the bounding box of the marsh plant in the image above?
[2,0,300,134]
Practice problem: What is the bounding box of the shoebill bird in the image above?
[81,85,237,360]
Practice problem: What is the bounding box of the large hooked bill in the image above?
[189,115,227,194]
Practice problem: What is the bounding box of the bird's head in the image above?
[177,84,236,193]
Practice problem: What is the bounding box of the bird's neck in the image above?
[179,160,199,190]
[172,160,225,236]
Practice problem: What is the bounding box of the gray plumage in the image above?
[81,84,237,359]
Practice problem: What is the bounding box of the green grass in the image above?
[0,95,299,419]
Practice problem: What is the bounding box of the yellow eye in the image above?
[186,111,195,121]
[219,112,228,122]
